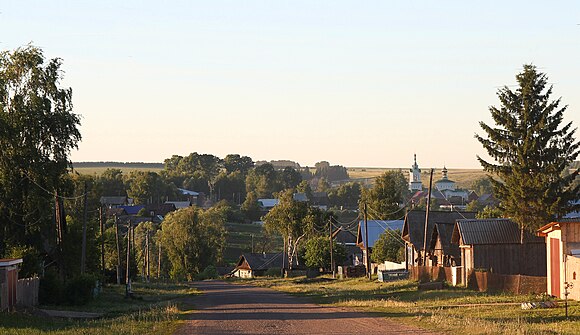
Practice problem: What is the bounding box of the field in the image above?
[348,167,488,189]
[0,282,196,335]
[243,276,580,335]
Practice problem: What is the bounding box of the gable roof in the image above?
[452,218,543,245]
[430,223,459,258]
[356,220,404,249]
[118,205,146,215]
[165,201,191,209]
[178,188,199,196]
[100,196,127,206]
[402,210,476,251]
[257,199,279,208]
[293,193,309,202]
[332,227,357,244]
[236,253,285,270]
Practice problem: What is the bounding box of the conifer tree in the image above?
[476,65,579,235]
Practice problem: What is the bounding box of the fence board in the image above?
[16,277,39,307]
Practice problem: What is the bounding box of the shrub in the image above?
[39,269,65,305]
[196,265,219,280]
[264,268,282,277]
[65,274,97,305]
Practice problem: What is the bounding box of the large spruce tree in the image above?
[476,65,579,234]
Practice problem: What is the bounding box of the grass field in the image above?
[243,276,580,335]
[73,166,164,176]
[348,167,488,189]
[0,282,196,335]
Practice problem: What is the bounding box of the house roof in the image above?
[452,218,543,245]
[178,188,199,196]
[257,199,279,208]
[293,193,309,202]
[100,196,127,206]
[105,207,128,218]
[430,223,460,258]
[235,253,286,270]
[356,220,404,249]
[538,218,580,237]
[0,258,23,267]
[146,203,176,216]
[332,227,357,244]
[165,201,191,209]
[118,205,146,215]
[402,210,476,251]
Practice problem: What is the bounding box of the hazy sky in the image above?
[1,1,579,168]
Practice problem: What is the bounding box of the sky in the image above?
[1,1,579,169]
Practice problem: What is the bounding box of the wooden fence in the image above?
[0,283,7,311]
[16,277,39,307]
[467,271,546,295]
[410,266,453,283]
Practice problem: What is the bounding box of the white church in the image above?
[408,155,469,205]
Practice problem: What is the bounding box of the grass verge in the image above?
[0,281,198,335]
[242,276,580,335]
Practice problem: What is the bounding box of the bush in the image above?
[196,265,219,280]
[65,274,97,305]
[264,268,282,277]
[39,269,65,305]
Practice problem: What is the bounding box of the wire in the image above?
[22,171,89,200]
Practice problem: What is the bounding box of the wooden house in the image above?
[453,218,546,285]
[356,220,404,268]
[537,219,580,300]
[332,227,361,266]
[429,222,460,267]
[0,258,22,311]
[233,253,284,278]
[402,210,476,268]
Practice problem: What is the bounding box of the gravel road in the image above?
[175,281,439,335]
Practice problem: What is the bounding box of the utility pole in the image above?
[281,235,286,278]
[115,214,121,285]
[157,240,162,280]
[329,217,334,278]
[81,181,88,274]
[125,220,132,298]
[99,206,105,279]
[364,203,371,280]
[251,234,254,253]
[423,169,434,266]
[145,230,150,282]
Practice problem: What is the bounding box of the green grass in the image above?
[242,276,580,335]
[0,281,198,335]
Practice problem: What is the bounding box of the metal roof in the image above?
[402,210,476,251]
[356,220,404,249]
[452,219,543,245]
[178,188,199,196]
[257,199,279,208]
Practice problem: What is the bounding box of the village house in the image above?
[452,218,546,285]
[332,226,361,266]
[232,253,285,278]
[538,218,580,300]
[356,219,404,271]
[402,210,476,268]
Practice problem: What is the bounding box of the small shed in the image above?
[452,218,546,285]
[537,219,580,300]
[0,258,23,311]
[233,253,284,278]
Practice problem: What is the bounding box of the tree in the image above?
[241,191,261,221]
[98,168,126,196]
[223,154,254,175]
[328,182,361,209]
[263,189,317,269]
[360,171,409,219]
[0,46,81,264]
[125,171,177,205]
[245,163,280,198]
[278,167,302,190]
[371,229,404,263]
[476,65,580,234]
[471,177,493,196]
[160,206,226,280]
[303,236,346,269]
[296,180,313,200]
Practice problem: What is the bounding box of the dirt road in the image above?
[175,281,439,335]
